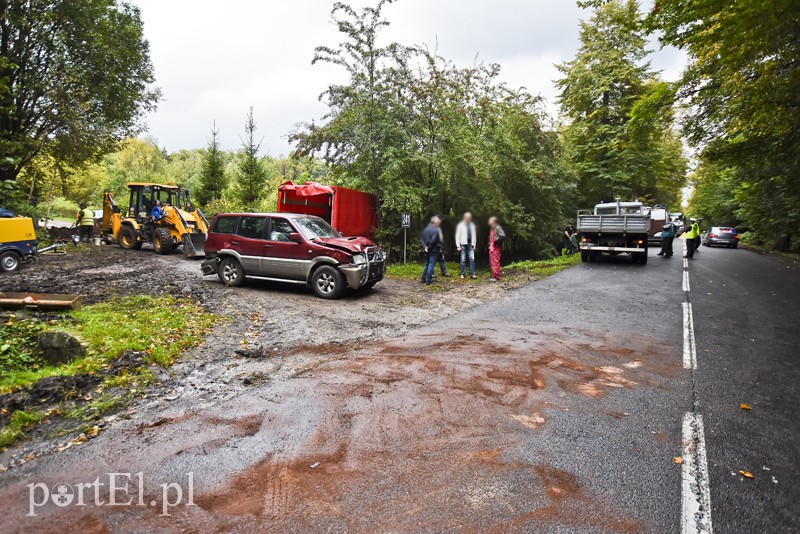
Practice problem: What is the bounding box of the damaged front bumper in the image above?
[201,256,220,276]
[340,247,386,289]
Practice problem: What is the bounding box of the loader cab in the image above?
[126,183,180,221]
[177,188,194,211]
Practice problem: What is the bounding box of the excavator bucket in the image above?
[183,233,206,258]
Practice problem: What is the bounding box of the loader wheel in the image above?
[311,265,345,299]
[153,228,173,255]
[118,225,142,250]
[218,257,245,287]
[0,251,21,272]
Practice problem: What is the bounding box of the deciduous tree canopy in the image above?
[0,0,159,182]
[650,0,800,249]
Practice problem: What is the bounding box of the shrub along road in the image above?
[0,245,797,532]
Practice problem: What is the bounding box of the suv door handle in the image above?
[230,241,240,246]
[264,244,272,248]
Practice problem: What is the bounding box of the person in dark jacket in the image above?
[659,220,677,258]
[420,216,442,285]
[563,224,577,255]
[487,216,505,282]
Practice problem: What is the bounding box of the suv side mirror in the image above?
[289,232,303,243]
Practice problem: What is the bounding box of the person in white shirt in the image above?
[455,212,478,279]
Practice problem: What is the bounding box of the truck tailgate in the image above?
[578,215,649,233]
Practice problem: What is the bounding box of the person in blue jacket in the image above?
[658,219,677,258]
[150,200,165,222]
[420,216,442,285]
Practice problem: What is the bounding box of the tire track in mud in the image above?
[174,325,677,532]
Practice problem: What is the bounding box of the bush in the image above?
[47,197,79,219]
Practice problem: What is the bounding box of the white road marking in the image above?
[682,412,714,534]
[683,270,691,292]
[683,302,697,369]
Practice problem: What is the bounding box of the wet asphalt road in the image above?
[0,243,798,533]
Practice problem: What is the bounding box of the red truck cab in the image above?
[201,213,386,299]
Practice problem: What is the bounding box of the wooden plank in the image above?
[0,292,82,311]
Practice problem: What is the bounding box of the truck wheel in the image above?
[638,253,648,265]
[218,257,245,287]
[312,265,345,299]
[153,228,173,255]
[0,251,21,272]
[118,225,142,250]
[580,251,589,262]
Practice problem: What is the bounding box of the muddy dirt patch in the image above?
[160,326,674,532]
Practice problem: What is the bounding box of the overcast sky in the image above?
[131,0,687,156]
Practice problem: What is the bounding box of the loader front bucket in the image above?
[183,233,206,258]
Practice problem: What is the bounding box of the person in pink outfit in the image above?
[487,216,505,282]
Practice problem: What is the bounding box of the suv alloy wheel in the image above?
[219,257,245,287]
[311,265,345,299]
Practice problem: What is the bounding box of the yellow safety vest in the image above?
[79,208,94,226]
[686,223,699,239]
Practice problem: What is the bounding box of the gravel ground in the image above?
[0,243,534,468]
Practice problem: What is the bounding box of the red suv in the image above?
[201,213,386,299]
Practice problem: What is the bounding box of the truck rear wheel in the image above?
[311,265,345,299]
[0,251,21,272]
[118,225,142,250]
[580,251,589,262]
[153,228,173,255]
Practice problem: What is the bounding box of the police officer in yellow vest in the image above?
[684,217,701,259]
[76,203,94,242]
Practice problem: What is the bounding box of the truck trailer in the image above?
[277,181,378,238]
[577,200,651,264]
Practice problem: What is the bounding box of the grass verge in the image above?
[506,254,582,278]
[0,410,45,449]
[386,254,581,281]
[0,295,217,450]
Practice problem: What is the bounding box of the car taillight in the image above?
[708,233,717,238]
[735,235,740,239]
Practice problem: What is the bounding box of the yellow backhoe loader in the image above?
[101,183,209,257]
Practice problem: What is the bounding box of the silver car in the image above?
[702,226,740,248]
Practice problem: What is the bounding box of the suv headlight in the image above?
[351,253,367,265]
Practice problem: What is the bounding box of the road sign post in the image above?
[402,212,411,264]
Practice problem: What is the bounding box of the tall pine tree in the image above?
[235,107,267,208]
[196,121,227,206]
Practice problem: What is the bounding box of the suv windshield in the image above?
[294,217,342,240]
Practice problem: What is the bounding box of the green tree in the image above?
[234,107,267,208]
[195,122,228,206]
[293,1,577,257]
[291,0,402,197]
[687,163,742,230]
[101,137,167,201]
[0,0,159,182]
[648,0,800,249]
[557,0,685,206]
